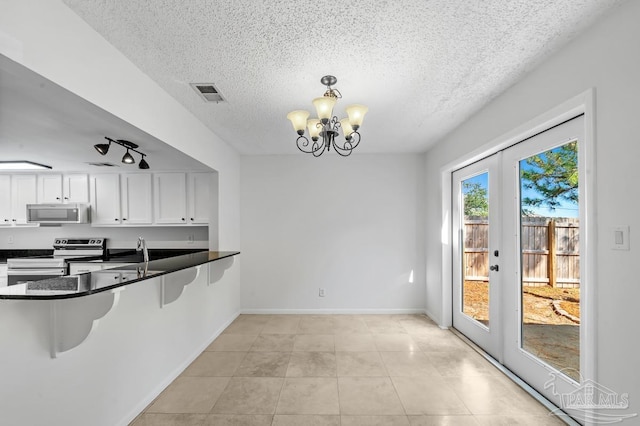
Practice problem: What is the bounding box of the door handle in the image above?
[489,265,499,271]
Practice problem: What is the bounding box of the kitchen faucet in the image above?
[136,236,149,263]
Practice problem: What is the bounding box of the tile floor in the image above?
[131,314,566,426]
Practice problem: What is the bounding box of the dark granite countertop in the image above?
[0,249,53,263]
[0,250,239,300]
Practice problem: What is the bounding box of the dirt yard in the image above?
[462,280,580,325]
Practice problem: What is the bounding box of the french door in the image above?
[452,153,502,359]
[453,115,586,415]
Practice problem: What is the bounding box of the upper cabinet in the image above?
[154,172,210,225]
[154,172,187,224]
[188,172,211,225]
[37,174,89,204]
[90,174,121,226]
[90,172,209,227]
[90,173,153,226]
[120,173,153,225]
[0,174,37,225]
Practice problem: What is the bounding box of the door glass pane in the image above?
[461,173,490,327]
[519,141,580,382]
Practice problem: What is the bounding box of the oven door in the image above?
[7,269,66,286]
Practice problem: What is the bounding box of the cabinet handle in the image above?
[12,219,16,222]
[182,218,185,221]
[64,197,69,200]
[3,219,8,222]
[56,197,60,200]
[122,218,127,221]
[115,218,119,221]
[190,217,194,221]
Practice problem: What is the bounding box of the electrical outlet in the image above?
[318,288,325,297]
[7,235,14,244]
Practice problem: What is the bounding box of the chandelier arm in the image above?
[331,139,354,157]
[296,135,319,154]
[347,131,361,150]
[312,140,326,157]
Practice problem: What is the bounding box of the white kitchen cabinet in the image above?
[154,172,211,225]
[0,176,11,226]
[90,174,122,225]
[188,172,211,225]
[38,174,89,204]
[10,174,37,224]
[153,172,187,224]
[120,173,152,225]
[91,173,153,226]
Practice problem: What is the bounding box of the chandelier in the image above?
[287,75,368,157]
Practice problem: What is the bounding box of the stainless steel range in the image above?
[7,238,106,286]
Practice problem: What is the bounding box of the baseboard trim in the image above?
[240,308,428,315]
[120,310,241,426]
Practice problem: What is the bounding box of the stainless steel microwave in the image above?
[26,204,90,224]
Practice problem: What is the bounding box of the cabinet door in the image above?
[188,173,210,224]
[154,173,187,224]
[0,176,11,225]
[90,174,122,225]
[64,174,89,203]
[121,173,152,225]
[37,174,63,203]
[11,175,37,224]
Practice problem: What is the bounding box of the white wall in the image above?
[241,154,426,313]
[0,1,241,425]
[424,0,638,417]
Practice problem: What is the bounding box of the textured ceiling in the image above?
[62,0,623,155]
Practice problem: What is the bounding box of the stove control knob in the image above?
[89,239,94,244]
[55,239,60,244]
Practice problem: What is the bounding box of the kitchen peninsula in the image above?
[0,250,239,299]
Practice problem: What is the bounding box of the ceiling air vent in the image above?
[190,83,225,103]
[87,162,118,167]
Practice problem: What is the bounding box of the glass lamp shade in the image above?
[312,96,337,123]
[287,110,310,135]
[307,119,322,140]
[345,104,368,130]
[340,118,354,139]
[122,149,135,164]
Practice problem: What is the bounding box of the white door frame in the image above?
[438,89,597,386]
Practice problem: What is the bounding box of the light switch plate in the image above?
[611,226,630,250]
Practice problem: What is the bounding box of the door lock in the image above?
[489,265,499,271]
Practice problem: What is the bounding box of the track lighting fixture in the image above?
[95,137,150,169]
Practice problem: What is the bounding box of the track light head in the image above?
[94,143,110,155]
[138,156,150,169]
[122,149,135,164]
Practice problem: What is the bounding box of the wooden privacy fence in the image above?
[464,216,580,288]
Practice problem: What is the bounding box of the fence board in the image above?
[463,217,580,288]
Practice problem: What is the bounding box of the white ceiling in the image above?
[0,55,212,173]
[57,0,624,156]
